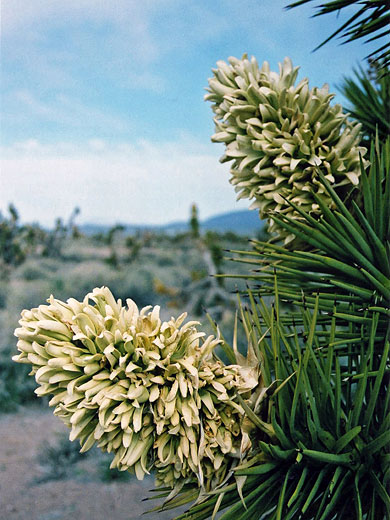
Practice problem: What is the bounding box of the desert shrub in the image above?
[20,263,49,281]
[37,258,60,273]
[98,453,133,483]
[51,277,66,296]
[59,262,118,301]
[221,231,242,242]
[0,205,26,268]
[0,351,38,412]
[155,253,175,267]
[167,232,191,247]
[36,433,88,482]
[108,268,156,308]
[0,285,7,309]
[6,280,53,314]
[190,269,207,282]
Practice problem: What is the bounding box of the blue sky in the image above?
[1,0,378,227]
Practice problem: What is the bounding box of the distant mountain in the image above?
[201,210,264,235]
[80,209,265,236]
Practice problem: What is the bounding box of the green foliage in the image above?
[0,285,7,309]
[286,0,390,71]
[0,350,39,412]
[36,433,88,482]
[0,204,82,268]
[340,61,390,142]
[20,263,50,281]
[125,235,143,263]
[102,224,125,268]
[41,219,67,258]
[105,224,125,246]
[98,454,133,482]
[105,251,119,268]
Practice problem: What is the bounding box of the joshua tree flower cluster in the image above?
[13,286,260,490]
[205,55,366,239]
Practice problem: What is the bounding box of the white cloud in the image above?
[4,90,132,134]
[2,0,169,37]
[1,138,249,227]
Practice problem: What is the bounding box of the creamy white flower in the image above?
[205,55,366,241]
[13,286,260,488]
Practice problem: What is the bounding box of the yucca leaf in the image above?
[351,200,390,276]
[301,468,328,514]
[370,470,390,517]
[276,466,293,520]
[333,426,362,454]
[174,263,388,519]
[287,466,309,508]
[363,340,390,429]
[217,473,280,519]
[234,462,279,476]
[301,448,356,466]
[235,393,276,440]
[363,430,390,457]
[318,470,352,520]
[333,211,375,262]
[354,472,364,520]
[340,64,390,141]
[286,1,390,70]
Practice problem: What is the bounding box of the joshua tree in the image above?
[0,204,26,269]
[11,3,390,518]
[190,203,200,239]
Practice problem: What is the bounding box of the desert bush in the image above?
[36,433,88,482]
[6,280,54,315]
[0,285,7,310]
[0,205,27,269]
[0,350,39,412]
[109,270,156,308]
[20,263,49,281]
[154,253,175,267]
[98,453,133,483]
[58,262,118,301]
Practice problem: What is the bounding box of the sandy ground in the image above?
[0,408,186,520]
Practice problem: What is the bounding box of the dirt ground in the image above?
[0,408,186,520]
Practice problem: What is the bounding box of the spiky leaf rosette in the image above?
[225,139,390,334]
[205,55,366,241]
[286,0,390,72]
[171,293,390,520]
[12,287,260,488]
[340,62,390,143]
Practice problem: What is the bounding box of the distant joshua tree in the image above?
[189,203,200,238]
